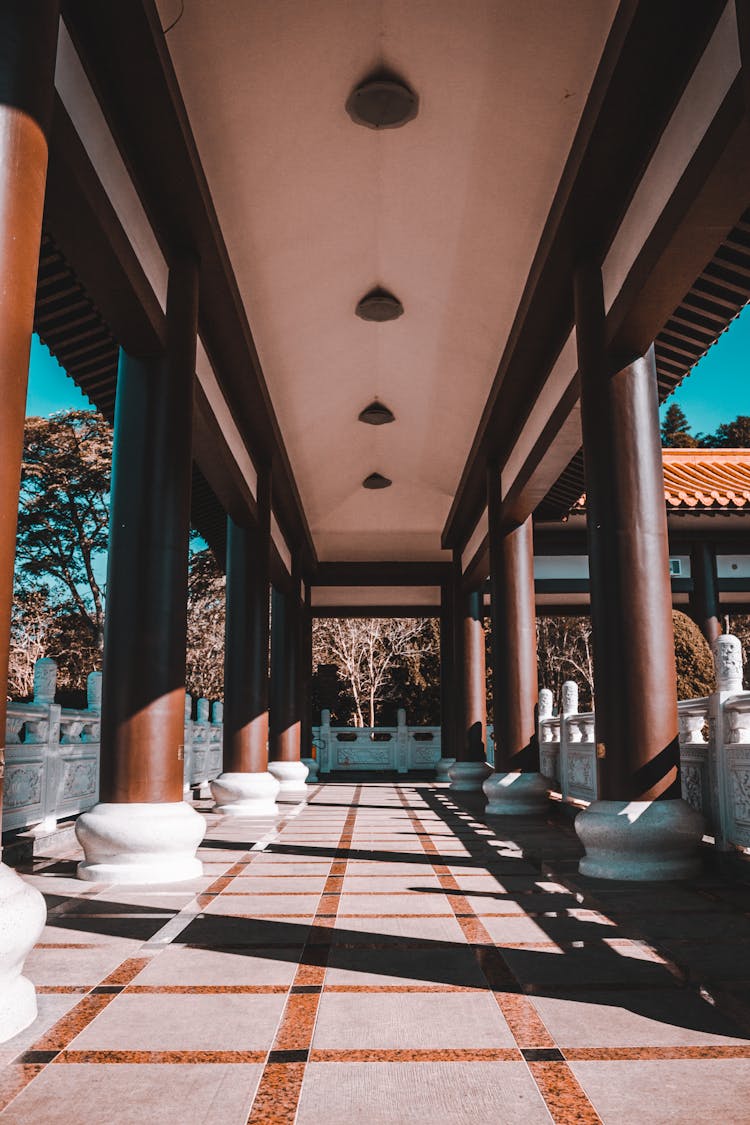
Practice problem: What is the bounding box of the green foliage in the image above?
[672,611,714,699]
[700,414,750,448]
[17,410,111,648]
[185,548,225,701]
[661,403,697,448]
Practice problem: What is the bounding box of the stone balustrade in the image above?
[1,659,224,836]
[313,709,441,774]
[539,635,750,854]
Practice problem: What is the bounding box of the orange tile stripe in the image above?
[394,786,603,1125]
[245,785,363,1125]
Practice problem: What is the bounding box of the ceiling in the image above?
[156,0,618,562]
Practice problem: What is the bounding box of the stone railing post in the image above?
[559,680,578,800]
[183,692,193,793]
[396,707,408,774]
[319,709,332,774]
[196,698,210,724]
[25,659,61,835]
[711,634,744,850]
[211,700,223,726]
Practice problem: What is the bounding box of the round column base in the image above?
[0,862,46,1043]
[75,801,206,884]
[575,798,704,881]
[210,772,280,817]
[434,757,456,782]
[301,758,320,784]
[447,760,492,792]
[483,771,549,815]
[268,760,309,802]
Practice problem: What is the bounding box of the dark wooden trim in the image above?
[311,605,440,619]
[718,578,750,591]
[45,95,165,355]
[443,1,726,553]
[312,561,451,586]
[62,0,316,572]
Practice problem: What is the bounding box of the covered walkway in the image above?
[2,782,750,1124]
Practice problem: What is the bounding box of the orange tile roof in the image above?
[661,449,750,511]
[572,450,750,513]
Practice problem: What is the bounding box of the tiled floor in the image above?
[3,781,750,1122]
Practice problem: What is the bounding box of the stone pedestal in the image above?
[0,863,46,1043]
[575,799,704,880]
[211,771,280,817]
[435,757,456,782]
[268,760,309,802]
[76,802,205,884]
[301,757,319,783]
[483,770,549,815]
[448,760,491,792]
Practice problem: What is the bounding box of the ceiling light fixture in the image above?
[346,70,418,129]
[363,472,392,490]
[358,401,395,426]
[355,287,404,322]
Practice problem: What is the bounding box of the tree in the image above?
[672,611,714,700]
[536,615,595,709]
[312,617,438,727]
[17,411,111,652]
[185,547,225,701]
[700,414,750,448]
[661,403,697,448]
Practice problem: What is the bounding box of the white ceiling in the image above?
[157,0,618,562]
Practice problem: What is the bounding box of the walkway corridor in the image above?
[2,782,750,1123]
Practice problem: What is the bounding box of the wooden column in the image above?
[488,504,539,774]
[464,589,487,761]
[299,588,313,761]
[575,263,680,803]
[223,470,271,775]
[0,1,59,821]
[0,0,59,1045]
[100,254,199,804]
[435,583,457,777]
[689,541,721,645]
[270,585,301,762]
[450,552,467,760]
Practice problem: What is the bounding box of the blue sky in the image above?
[27,306,750,433]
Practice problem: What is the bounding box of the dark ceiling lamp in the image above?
[358,400,395,426]
[356,287,404,322]
[346,69,418,129]
[363,472,392,490]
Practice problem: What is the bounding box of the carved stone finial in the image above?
[197,698,210,724]
[211,701,223,725]
[561,681,579,716]
[713,634,743,693]
[538,689,554,720]
[87,671,103,712]
[33,658,57,705]
[184,693,192,722]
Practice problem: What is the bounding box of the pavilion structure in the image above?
[1,0,750,1044]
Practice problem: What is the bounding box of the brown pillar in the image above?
[435,583,456,777]
[450,552,467,759]
[0,1,59,820]
[299,588,313,761]
[464,589,487,760]
[100,254,199,804]
[488,506,539,774]
[270,586,300,762]
[575,263,680,803]
[223,471,271,774]
[689,541,721,645]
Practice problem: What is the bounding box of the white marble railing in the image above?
[313,708,441,774]
[543,634,750,852]
[2,658,224,835]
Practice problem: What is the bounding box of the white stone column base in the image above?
[210,771,280,817]
[434,757,456,782]
[268,760,309,802]
[447,760,492,792]
[75,801,206,884]
[0,862,46,1043]
[575,798,704,881]
[301,757,319,783]
[483,771,549,815]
